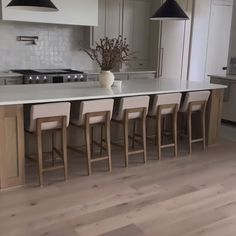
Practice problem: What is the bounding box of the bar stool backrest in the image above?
[180,91,211,112]
[78,99,114,125]
[28,102,71,132]
[114,96,150,120]
[149,93,182,116]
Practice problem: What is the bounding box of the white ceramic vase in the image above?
[99,70,115,88]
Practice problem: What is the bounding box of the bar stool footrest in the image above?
[90,156,109,163]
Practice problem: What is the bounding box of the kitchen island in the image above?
[0,78,225,189]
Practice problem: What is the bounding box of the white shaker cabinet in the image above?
[90,0,123,47]
[89,0,156,71]
[123,0,151,69]
[158,0,193,80]
[0,0,98,26]
[206,0,233,77]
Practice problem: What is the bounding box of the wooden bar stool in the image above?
[148,93,182,160]
[179,91,210,154]
[25,102,71,187]
[70,99,114,175]
[112,96,150,167]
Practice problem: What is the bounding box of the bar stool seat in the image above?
[179,91,210,153]
[112,96,150,167]
[148,93,182,160]
[25,102,71,187]
[70,99,114,175]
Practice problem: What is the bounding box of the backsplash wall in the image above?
[0,21,97,71]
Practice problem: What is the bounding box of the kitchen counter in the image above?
[210,75,236,124]
[86,70,157,75]
[0,78,226,189]
[209,74,236,81]
[0,78,225,106]
[0,71,22,78]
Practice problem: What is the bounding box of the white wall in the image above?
[0,21,98,71]
[188,0,212,81]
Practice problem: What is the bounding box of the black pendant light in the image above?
[150,0,189,21]
[7,0,58,12]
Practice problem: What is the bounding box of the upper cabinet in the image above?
[90,0,158,71]
[90,0,123,48]
[0,0,98,26]
[123,0,151,68]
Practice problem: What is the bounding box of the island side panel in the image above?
[206,89,224,145]
[0,105,25,189]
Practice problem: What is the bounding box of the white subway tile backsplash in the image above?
[0,21,98,71]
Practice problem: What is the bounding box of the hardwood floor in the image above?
[0,127,236,236]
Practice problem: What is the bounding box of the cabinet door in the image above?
[90,0,106,48]
[106,0,123,38]
[0,105,25,189]
[123,0,151,68]
[159,0,192,80]
[205,0,233,77]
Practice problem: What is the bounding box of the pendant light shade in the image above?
[150,0,189,21]
[7,0,58,12]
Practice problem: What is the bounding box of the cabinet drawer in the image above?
[87,74,98,81]
[5,77,23,85]
[114,74,129,81]
[128,73,156,80]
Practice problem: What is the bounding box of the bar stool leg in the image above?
[85,117,92,176]
[100,125,104,156]
[157,110,162,160]
[62,117,68,181]
[173,110,178,157]
[132,120,136,149]
[36,121,43,187]
[105,112,112,172]
[188,109,192,154]
[123,113,129,168]
[52,131,56,166]
[202,106,206,151]
[142,111,147,164]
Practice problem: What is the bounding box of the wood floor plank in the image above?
[0,139,236,236]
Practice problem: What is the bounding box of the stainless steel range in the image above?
[12,69,87,84]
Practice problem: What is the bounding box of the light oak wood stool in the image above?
[179,91,210,154]
[25,102,71,187]
[70,99,114,175]
[148,93,182,160]
[112,96,150,167]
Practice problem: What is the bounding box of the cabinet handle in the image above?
[159,48,164,77]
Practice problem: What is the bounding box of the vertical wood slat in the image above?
[0,105,25,189]
[206,89,224,146]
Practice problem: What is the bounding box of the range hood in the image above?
[6,0,58,12]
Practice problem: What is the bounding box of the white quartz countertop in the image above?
[210,74,236,81]
[0,71,23,78]
[0,78,226,106]
[86,70,156,75]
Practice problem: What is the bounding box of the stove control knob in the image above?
[74,75,78,81]
[43,76,47,83]
[67,75,71,82]
[29,76,33,84]
[36,76,40,83]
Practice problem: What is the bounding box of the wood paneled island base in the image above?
[0,105,25,189]
[0,79,226,189]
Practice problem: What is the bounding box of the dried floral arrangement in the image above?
[85,36,132,71]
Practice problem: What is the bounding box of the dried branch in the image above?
[84,36,134,71]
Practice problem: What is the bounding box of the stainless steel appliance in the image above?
[12,69,87,84]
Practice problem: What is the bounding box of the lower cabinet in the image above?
[0,105,25,189]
